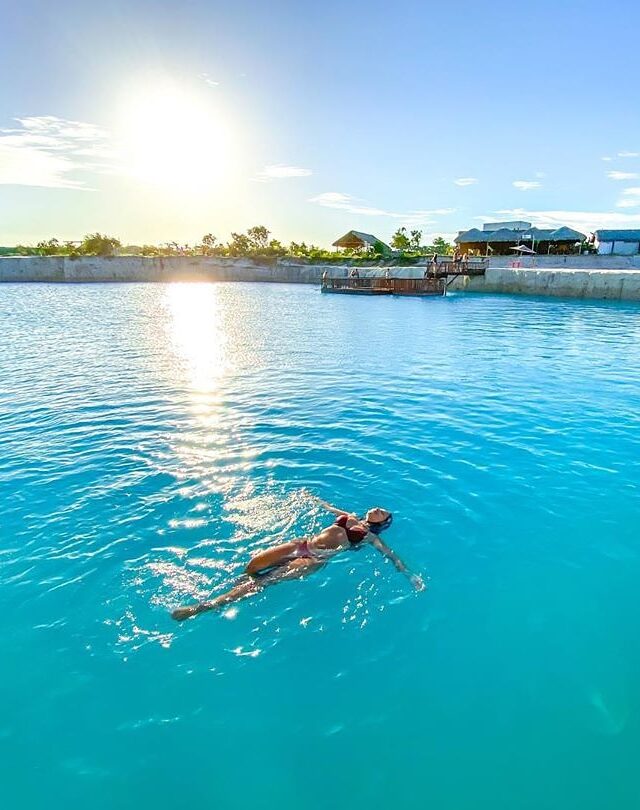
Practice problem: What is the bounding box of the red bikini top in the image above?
[335,514,368,545]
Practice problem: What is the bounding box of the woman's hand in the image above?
[409,573,426,592]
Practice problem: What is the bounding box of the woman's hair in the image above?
[363,510,393,534]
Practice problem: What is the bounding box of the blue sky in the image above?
[1,0,640,246]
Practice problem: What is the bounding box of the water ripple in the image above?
[2,284,640,807]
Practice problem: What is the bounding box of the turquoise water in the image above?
[2,282,640,809]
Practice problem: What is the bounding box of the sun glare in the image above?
[165,282,227,395]
[118,79,234,194]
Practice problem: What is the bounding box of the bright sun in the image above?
[118,79,234,194]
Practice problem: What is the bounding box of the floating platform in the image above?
[321,259,488,298]
[322,285,393,296]
[322,276,445,297]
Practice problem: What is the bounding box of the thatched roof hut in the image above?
[455,224,586,255]
[332,230,391,252]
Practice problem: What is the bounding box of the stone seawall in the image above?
[3,255,640,301]
[449,267,640,299]
[487,254,640,271]
[0,256,328,284]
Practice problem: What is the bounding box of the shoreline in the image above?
[2,255,640,300]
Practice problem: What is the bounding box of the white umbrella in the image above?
[510,245,536,254]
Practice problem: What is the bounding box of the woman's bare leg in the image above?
[245,542,300,576]
[171,558,324,621]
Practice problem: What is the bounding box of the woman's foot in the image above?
[171,601,213,621]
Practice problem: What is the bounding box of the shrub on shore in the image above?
[14,233,121,257]
[9,226,454,263]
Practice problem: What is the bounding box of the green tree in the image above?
[199,233,218,256]
[36,238,61,256]
[410,230,422,251]
[227,232,251,256]
[63,241,82,257]
[79,233,121,256]
[391,227,411,251]
[246,225,270,252]
[427,236,453,255]
[266,239,285,256]
[288,241,308,257]
[164,241,182,256]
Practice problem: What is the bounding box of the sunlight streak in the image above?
[164,282,227,395]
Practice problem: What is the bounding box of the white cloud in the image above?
[0,144,82,189]
[423,208,456,216]
[618,151,639,158]
[454,177,478,186]
[309,191,454,224]
[535,171,546,178]
[255,164,313,181]
[310,192,398,218]
[311,191,349,206]
[513,180,541,191]
[607,170,639,181]
[616,187,640,207]
[0,115,114,188]
[601,156,612,161]
[200,73,220,87]
[495,207,640,233]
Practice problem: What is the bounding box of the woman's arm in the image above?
[370,536,425,590]
[315,497,351,517]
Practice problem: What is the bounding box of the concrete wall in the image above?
[449,266,640,300]
[487,254,640,270]
[3,255,640,301]
[0,256,329,284]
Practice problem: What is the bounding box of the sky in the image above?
[1,0,640,247]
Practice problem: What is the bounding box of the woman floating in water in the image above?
[172,499,424,621]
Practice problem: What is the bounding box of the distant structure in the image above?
[482,220,531,232]
[594,230,640,255]
[332,230,391,253]
[456,221,586,256]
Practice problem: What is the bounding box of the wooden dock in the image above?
[322,277,445,296]
[321,259,488,297]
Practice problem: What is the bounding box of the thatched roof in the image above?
[332,230,391,251]
[595,229,640,242]
[456,228,484,242]
[456,225,586,244]
[549,227,585,241]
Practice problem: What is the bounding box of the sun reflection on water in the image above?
[160,281,232,500]
[164,282,228,397]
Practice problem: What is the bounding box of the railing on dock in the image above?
[322,276,446,295]
[321,258,488,296]
[323,277,387,292]
[391,277,445,294]
[432,258,489,277]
